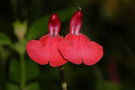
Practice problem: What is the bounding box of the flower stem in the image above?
[58,66,67,90]
[20,54,26,90]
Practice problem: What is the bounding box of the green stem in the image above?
[20,54,26,90]
[58,66,67,90]
[94,65,104,90]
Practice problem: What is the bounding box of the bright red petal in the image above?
[39,35,67,67]
[26,40,49,65]
[59,33,103,65]
[58,34,82,64]
[79,34,103,65]
[26,35,67,67]
[39,34,49,44]
[49,36,67,67]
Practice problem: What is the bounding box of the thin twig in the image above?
[20,54,26,90]
[58,66,67,90]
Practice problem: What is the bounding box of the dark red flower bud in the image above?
[48,14,61,37]
[70,10,82,35]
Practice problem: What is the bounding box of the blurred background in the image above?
[0,0,135,90]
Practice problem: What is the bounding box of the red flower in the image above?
[26,14,67,67]
[58,10,103,65]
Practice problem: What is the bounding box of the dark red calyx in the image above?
[48,14,61,37]
[70,9,82,35]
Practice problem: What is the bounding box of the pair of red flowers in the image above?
[26,10,103,67]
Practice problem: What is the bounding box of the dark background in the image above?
[0,0,135,90]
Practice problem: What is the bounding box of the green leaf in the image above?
[0,46,11,66]
[104,81,121,90]
[5,83,19,90]
[26,82,40,90]
[0,33,12,46]
[26,7,76,40]
[13,40,27,55]
[9,59,21,83]
[58,7,77,22]
[9,59,40,83]
[26,59,40,81]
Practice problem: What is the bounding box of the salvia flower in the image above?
[26,14,67,67]
[58,10,103,65]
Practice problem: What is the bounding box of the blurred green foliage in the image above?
[0,33,12,46]
[0,0,135,90]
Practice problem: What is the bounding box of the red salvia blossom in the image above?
[26,14,67,67]
[58,10,103,65]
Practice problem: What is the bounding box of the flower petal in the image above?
[39,34,49,45]
[46,36,67,67]
[59,33,103,65]
[26,40,49,65]
[79,34,103,65]
[58,34,82,64]
[26,36,67,67]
